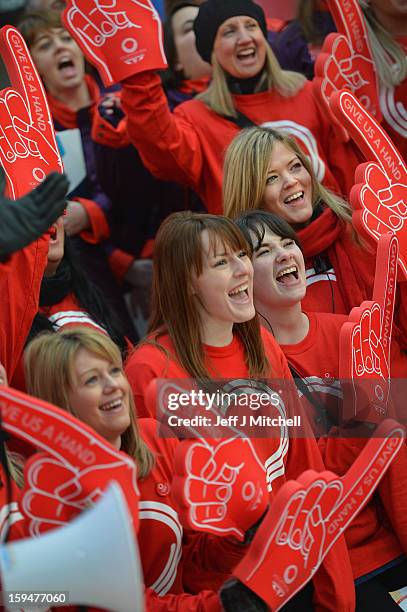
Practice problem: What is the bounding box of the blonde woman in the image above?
[24,326,272,611]
[223,125,407,348]
[85,0,362,217]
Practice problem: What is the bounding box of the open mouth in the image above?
[236,48,256,61]
[276,266,299,285]
[99,398,123,412]
[57,57,75,73]
[284,191,304,205]
[228,284,249,301]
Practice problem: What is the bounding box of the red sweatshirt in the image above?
[126,327,356,612]
[280,311,407,580]
[120,72,361,215]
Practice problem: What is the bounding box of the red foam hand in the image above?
[340,234,399,421]
[172,437,268,541]
[0,27,62,199]
[233,419,405,611]
[314,0,380,121]
[352,163,407,278]
[330,91,407,278]
[0,386,140,537]
[63,0,167,86]
[317,34,378,114]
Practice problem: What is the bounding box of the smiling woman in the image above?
[24,328,144,457]
[24,326,271,609]
[112,0,362,217]
[234,209,407,612]
[222,126,404,329]
[124,210,357,611]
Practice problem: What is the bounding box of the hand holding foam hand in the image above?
[62,0,167,86]
[222,419,404,611]
[172,437,268,542]
[0,27,63,199]
[0,386,140,537]
[0,168,68,261]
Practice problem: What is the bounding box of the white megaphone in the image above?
[0,483,145,611]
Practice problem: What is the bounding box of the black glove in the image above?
[0,171,69,262]
[220,578,268,612]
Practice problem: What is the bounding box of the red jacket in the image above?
[120,72,361,215]
[126,328,356,612]
[280,311,407,579]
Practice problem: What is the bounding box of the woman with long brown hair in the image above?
[125,210,356,611]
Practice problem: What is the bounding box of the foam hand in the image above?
[232,418,405,611]
[146,377,291,494]
[0,27,62,199]
[0,386,139,537]
[330,90,407,278]
[172,437,268,541]
[340,234,398,421]
[63,0,167,86]
[314,0,380,138]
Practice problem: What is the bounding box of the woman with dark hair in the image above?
[223,125,407,346]
[125,210,356,612]
[234,208,407,612]
[161,1,212,101]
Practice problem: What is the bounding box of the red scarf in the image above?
[46,74,100,129]
[298,207,371,311]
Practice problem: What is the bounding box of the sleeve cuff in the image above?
[92,112,130,149]
[74,197,110,244]
[108,248,135,284]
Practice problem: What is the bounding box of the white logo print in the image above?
[222,379,289,492]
